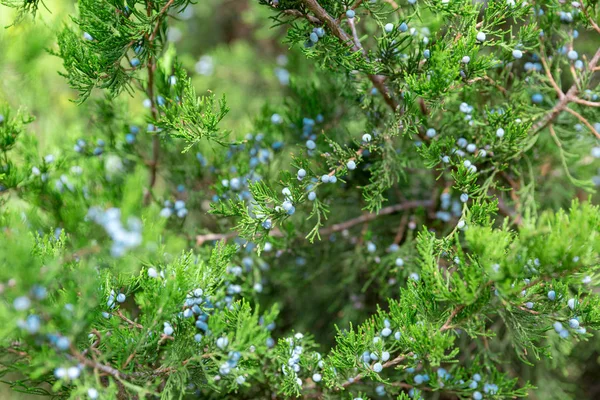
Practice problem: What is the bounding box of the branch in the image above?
[299,0,399,111]
[281,9,322,25]
[531,46,600,134]
[143,0,175,204]
[563,107,600,139]
[196,199,432,245]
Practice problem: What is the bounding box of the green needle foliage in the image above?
[0,0,600,399]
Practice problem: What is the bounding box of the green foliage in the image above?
[0,0,600,399]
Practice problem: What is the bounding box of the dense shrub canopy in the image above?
[0,0,600,399]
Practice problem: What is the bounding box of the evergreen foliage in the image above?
[0,0,600,399]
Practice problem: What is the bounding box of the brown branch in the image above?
[115,310,144,329]
[582,5,600,35]
[143,0,175,204]
[532,46,600,134]
[281,9,322,24]
[196,199,432,245]
[300,0,399,111]
[319,200,433,236]
[563,107,600,139]
[572,97,600,107]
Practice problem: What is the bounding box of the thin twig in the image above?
[300,0,399,111]
[196,199,432,245]
[563,107,600,139]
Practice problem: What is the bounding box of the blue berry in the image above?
[567,50,578,61]
[329,175,337,183]
[399,22,408,32]
[116,293,126,303]
[308,192,317,201]
[126,133,135,144]
[384,23,394,33]
[473,392,482,400]
[473,373,481,382]
[316,27,325,38]
[373,362,383,373]
[512,49,523,59]
[346,10,356,19]
[321,175,330,183]
[216,336,229,349]
[306,140,316,150]
[347,160,356,170]
[568,318,579,329]
[297,169,307,179]
[414,374,424,384]
[532,93,543,104]
[362,133,372,142]
[56,337,70,351]
[525,302,534,309]
[130,58,140,67]
[547,290,556,301]
[424,49,430,58]
[13,296,31,311]
[309,32,319,43]
[262,220,272,230]
[460,193,469,203]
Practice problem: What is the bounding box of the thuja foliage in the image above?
[1,0,600,399]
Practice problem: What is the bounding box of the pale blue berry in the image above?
[476,32,486,42]
[216,336,229,349]
[306,140,316,150]
[309,32,319,43]
[547,290,556,301]
[116,293,126,303]
[373,362,383,373]
[347,160,356,170]
[512,49,523,59]
[525,302,534,309]
[362,133,372,142]
[346,10,356,18]
[13,296,31,311]
[262,220,272,230]
[569,318,579,329]
[567,50,578,61]
[399,22,408,32]
[385,23,394,33]
[308,192,317,201]
[321,175,330,183]
[473,391,482,400]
